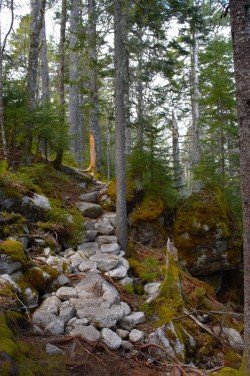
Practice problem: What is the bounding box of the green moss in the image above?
[211,368,238,376]
[173,186,242,271]
[155,253,183,321]
[21,265,57,291]
[128,256,162,282]
[0,240,27,264]
[129,195,164,223]
[0,212,27,238]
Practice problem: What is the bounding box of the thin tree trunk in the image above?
[69,0,80,159]
[86,0,101,174]
[24,0,46,163]
[0,1,7,159]
[190,29,201,191]
[172,109,182,191]
[53,0,66,169]
[114,0,128,253]
[230,0,250,370]
[124,1,131,155]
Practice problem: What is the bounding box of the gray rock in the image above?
[44,319,65,335]
[100,243,120,254]
[0,255,22,275]
[96,236,118,244]
[56,286,78,300]
[70,325,100,342]
[119,312,146,331]
[76,306,123,328]
[0,274,21,293]
[81,230,98,243]
[59,301,75,323]
[122,341,134,351]
[24,287,39,307]
[78,260,97,272]
[79,182,87,191]
[40,296,62,315]
[144,283,161,296]
[116,329,129,339]
[84,221,96,231]
[56,274,70,286]
[101,328,122,349]
[76,202,102,219]
[79,192,99,203]
[129,329,144,343]
[46,343,65,355]
[105,265,128,279]
[89,254,121,272]
[70,298,103,309]
[22,193,51,210]
[32,310,58,329]
[95,222,115,235]
[44,247,52,257]
[46,256,72,274]
[77,242,99,256]
[119,276,134,286]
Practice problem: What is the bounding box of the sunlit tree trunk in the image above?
[53,0,66,169]
[86,0,101,175]
[114,0,128,253]
[24,0,46,163]
[230,0,250,370]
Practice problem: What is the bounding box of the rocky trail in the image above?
[0,168,244,376]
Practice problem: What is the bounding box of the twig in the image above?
[13,290,31,322]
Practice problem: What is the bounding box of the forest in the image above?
[0,0,250,375]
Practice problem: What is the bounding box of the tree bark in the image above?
[190,28,202,191]
[39,14,50,103]
[230,0,250,370]
[53,0,66,169]
[0,1,8,159]
[114,0,128,253]
[25,0,46,163]
[172,109,182,191]
[69,0,80,160]
[87,0,101,174]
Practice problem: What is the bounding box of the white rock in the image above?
[105,265,128,279]
[95,236,118,244]
[144,283,161,296]
[89,254,121,272]
[119,312,146,331]
[32,311,58,329]
[44,247,52,257]
[95,222,115,235]
[129,329,145,343]
[59,301,75,323]
[119,276,134,286]
[78,260,97,272]
[101,328,122,349]
[22,193,51,210]
[223,328,243,352]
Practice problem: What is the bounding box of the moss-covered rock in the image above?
[0,240,28,265]
[173,186,242,276]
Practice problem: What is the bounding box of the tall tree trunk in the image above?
[230,0,250,370]
[124,1,131,155]
[39,14,50,103]
[69,0,80,160]
[0,1,7,160]
[39,13,50,160]
[172,109,182,191]
[190,29,202,191]
[114,0,128,253]
[24,0,46,163]
[53,0,66,169]
[86,0,101,174]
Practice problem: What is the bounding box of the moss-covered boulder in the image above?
[129,195,166,247]
[173,187,242,276]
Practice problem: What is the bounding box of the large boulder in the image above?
[173,187,242,276]
[76,202,102,219]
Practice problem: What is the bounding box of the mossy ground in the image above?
[0,240,28,264]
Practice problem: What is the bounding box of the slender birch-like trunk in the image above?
[0,1,7,159]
